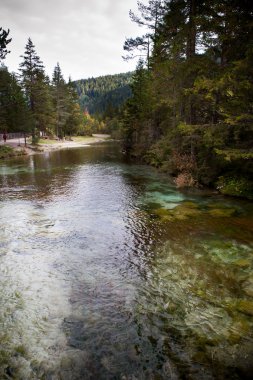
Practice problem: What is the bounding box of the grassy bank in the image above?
[0,145,26,159]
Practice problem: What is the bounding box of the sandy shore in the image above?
[0,135,111,157]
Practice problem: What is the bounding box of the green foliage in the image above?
[0,66,32,133]
[74,72,133,115]
[0,28,11,61]
[75,113,105,136]
[215,149,253,161]
[144,134,172,168]
[52,62,69,138]
[103,117,123,139]
[217,176,253,199]
[121,0,253,198]
[19,38,54,142]
[122,60,157,154]
[0,145,14,159]
[1,38,104,141]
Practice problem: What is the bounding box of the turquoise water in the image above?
[0,143,252,379]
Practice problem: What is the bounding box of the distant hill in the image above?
[74,72,133,116]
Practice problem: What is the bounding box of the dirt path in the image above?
[0,135,111,156]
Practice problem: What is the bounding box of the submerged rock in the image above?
[152,208,170,217]
[234,259,251,268]
[172,203,201,220]
[228,319,251,343]
[201,239,252,267]
[153,202,201,221]
[242,276,253,297]
[59,349,91,379]
[207,341,253,379]
[184,306,233,343]
[237,300,253,316]
[208,208,236,217]
[181,201,199,209]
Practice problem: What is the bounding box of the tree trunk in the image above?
[186,0,197,59]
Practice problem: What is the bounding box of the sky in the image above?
[1,0,145,80]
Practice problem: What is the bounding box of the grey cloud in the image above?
[1,0,143,79]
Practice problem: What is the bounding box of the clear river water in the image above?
[0,142,253,380]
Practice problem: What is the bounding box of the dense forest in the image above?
[1,0,253,199]
[119,0,253,199]
[0,36,107,141]
[74,73,132,116]
[0,32,133,140]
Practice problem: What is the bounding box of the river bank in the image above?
[1,136,252,201]
[0,134,111,159]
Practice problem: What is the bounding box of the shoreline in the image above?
[0,134,111,158]
[1,136,252,201]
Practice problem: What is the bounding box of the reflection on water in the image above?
[0,143,253,379]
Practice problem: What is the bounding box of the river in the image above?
[0,142,252,379]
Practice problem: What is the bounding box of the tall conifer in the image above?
[19,38,53,141]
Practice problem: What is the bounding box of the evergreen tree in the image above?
[63,79,82,137]
[123,60,153,152]
[52,62,68,138]
[74,72,132,115]
[0,28,11,61]
[123,1,164,69]
[19,38,53,142]
[34,74,55,136]
[0,66,31,133]
[122,0,253,197]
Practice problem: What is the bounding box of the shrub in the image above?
[174,172,198,188]
[0,145,14,159]
[217,176,253,199]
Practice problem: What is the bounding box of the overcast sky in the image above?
[1,0,145,80]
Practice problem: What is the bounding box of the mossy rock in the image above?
[207,240,233,250]
[217,176,253,200]
[207,202,229,209]
[237,300,253,316]
[14,345,27,356]
[242,276,253,297]
[208,208,236,217]
[228,319,251,343]
[233,259,251,268]
[172,204,202,220]
[151,208,174,221]
[184,306,232,343]
[152,208,170,217]
[192,351,207,364]
[181,201,199,209]
[0,349,10,366]
[146,202,163,210]
[152,201,202,220]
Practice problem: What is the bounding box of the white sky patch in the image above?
[1,0,147,80]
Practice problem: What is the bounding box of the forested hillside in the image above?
[121,0,253,199]
[74,73,132,116]
[0,36,112,140]
[0,39,82,141]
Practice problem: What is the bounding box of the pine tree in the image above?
[0,28,11,61]
[19,38,44,110]
[64,79,82,137]
[123,1,164,69]
[19,38,53,142]
[0,66,31,134]
[34,74,55,136]
[122,0,253,193]
[123,60,153,152]
[52,62,69,138]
